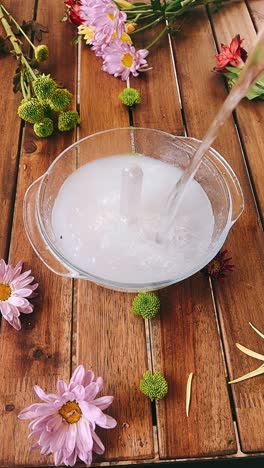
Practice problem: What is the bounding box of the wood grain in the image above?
[175,4,264,453]
[75,44,154,461]
[131,18,236,459]
[131,24,184,135]
[0,0,76,465]
[0,0,31,260]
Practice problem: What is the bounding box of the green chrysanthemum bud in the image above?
[35,44,49,62]
[34,117,54,138]
[42,102,53,119]
[140,371,168,401]
[132,292,160,319]
[58,110,80,132]
[33,74,57,101]
[17,98,44,123]
[48,88,73,112]
[119,87,141,107]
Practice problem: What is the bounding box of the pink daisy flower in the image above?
[102,41,149,80]
[18,365,117,467]
[0,259,38,330]
[80,0,126,42]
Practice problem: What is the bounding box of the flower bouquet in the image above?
[64,0,225,80]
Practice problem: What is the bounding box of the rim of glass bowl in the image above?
[36,127,234,289]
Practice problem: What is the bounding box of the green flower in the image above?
[49,88,73,112]
[140,371,168,401]
[119,87,141,107]
[34,44,49,62]
[33,118,54,137]
[17,98,44,123]
[42,102,53,119]
[58,110,80,132]
[132,292,160,319]
[33,74,57,101]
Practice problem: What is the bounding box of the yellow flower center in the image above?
[108,13,115,21]
[208,260,221,274]
[122,53,133,68]
[59,400,82,424]
[0,283,12,301]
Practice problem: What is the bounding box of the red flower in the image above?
[202,250,234,282]
[64,0,82,25]
[214,35,248,73]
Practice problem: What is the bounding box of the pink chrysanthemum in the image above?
[102,41,149,80]
[80,0,126,43]
[18,365,117,467]
[0,259,38,330]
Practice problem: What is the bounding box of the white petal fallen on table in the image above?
[236,343,264,361]
[186,372,194,417]
[229,364,264,384]
[249,322,264,340]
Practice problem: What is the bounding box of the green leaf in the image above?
[151,0,163,12]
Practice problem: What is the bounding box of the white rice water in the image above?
[52,155,214,283]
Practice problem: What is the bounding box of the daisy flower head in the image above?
[18,365,117,467]
[0,259,38,330]
[202,249,234,281]
[102,41,149,80]
[80,0,126,43]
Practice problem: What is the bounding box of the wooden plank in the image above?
[212,0,264,221]
[131,25,184,135]
[0,0,29,259]
[76,45,154,460]
[246,0,264,30]
[175,3,264,453]
[0,0,77,465]
[130,20,236,459]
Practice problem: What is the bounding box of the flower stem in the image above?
[1,4,35,49]
[131,17,163,35]
[145,24,168,50]
[0,5,37,80]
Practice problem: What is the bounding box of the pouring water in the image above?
[157,26,264,244]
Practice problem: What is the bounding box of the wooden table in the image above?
[0,0,263,466]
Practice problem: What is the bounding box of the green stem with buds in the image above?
[0,4,37,80]
[1,3,35,49]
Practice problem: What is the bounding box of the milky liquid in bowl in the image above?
[51,155,214,283]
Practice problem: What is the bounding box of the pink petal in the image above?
[64,423,77,455]
[54,449,64,466]
[77,448,92,465]
[70,365,85,387]
[83,370,95,386]
[64,447,78,466]
[14,288,35,297]
[96,413,117,429]
[90,396,114,410]
[46,415,62,433]
[57,380,68,396]
[72,384,85,401]
[19,303,33,314]
[18,402,55,419]
[91,429,105,454]
[84,382,99,401]
[49,424,68,452]
[77,417,93,452]
[96,376,104,391]
[9,296,28,307]
[8,315,21,331]
[79,401,102,423]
